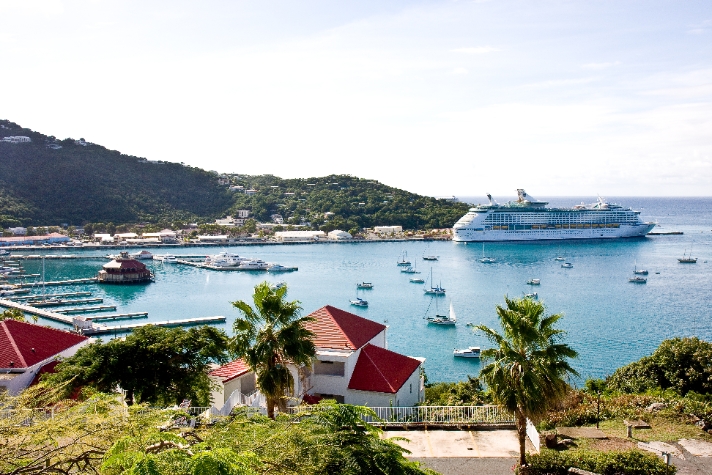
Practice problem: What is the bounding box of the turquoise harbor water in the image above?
[5,197,712,384]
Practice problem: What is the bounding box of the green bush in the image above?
[422,376,491,406]
[521,449,676,475]
[608,338,712,396]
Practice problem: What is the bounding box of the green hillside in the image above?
[0,120,468,230]
[0,120,233,227]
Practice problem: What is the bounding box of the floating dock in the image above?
[18,278,98,288]
[33,298,104,308]
[13,291,93,301]
[85,312,148,321]
[56,305,116,314]
[7,255,108,260]
[80,316,226,335]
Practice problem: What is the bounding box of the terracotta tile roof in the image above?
[0,320,88,369]
[304,305,386,350]
[209,359,251,382]
[348,343,421,394]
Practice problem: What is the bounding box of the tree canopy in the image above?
[607,337,712,396]
[476,297,578,468]
[230,282,316,418]
[44,325,230,406]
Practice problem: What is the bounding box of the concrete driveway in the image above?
[385,429,521,458]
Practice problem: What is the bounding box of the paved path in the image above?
[385,430,520,458]
[411,457,515,475]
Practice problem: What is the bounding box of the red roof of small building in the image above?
[102,258,148,271]
[347,343,422,394]
[304,305,386,350]
[209,359,251,383]
[0,320,88,369]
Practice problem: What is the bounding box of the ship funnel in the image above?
[486,193,492,204]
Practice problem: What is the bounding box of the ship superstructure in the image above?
[452,189,655,242]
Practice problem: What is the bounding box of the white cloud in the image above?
[451,67,468,75]
[451,46,499,54]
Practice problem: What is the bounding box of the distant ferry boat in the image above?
[452,189,655,242]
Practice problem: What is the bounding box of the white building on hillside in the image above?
[327,230,352,240]
[374,226,403,234]
[211,306,425,408]
[274,231,325,242]
[1,136,31,143]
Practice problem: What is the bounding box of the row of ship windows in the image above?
[467,223,623,231]
[483,218,637,224]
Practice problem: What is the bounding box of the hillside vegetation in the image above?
[0,120,468,230]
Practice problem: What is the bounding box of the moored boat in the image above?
[526,278,541,285]
[357,282,374,289]
[629,276,647,284]
[453,346,481,358]
[350,297,368,307]
[561,262,573,269]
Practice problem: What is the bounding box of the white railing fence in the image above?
[290,404,514,425]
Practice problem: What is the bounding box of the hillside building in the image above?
[0,320,90,395]
[374,226,403,234]
[97,252,153,284]
[274,231,325,242]
[327,230,352,240]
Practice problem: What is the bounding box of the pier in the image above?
[33,297,104,308]
[85,312,148,321]
[0,298,74,324]
[56,305,117,314]
[13,291,93,301]
[80,316,226,335]
[18,278,98,288]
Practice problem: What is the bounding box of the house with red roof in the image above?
[211,305,425,409]
[208,358,256,409]
[0,319,91,395]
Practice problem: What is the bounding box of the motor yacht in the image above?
[453,347,481,358]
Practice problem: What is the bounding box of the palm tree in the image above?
[231,282,316,418]
[476,297,578,470]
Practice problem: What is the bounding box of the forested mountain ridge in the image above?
[0,120,468,230]
[0,120,233,227]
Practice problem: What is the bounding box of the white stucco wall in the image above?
[210,373,257,407]
[0,338,91,396]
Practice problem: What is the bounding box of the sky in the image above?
[1,0,711,197]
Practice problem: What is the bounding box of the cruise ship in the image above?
[452,189,655,242]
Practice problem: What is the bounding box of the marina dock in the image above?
[80,316,226,335]
[33,297,103,307]
[0,298,74,324]
[56,305,116,314]
[18,278,98,288]
[85,312,148,321]
[13,291,93,301]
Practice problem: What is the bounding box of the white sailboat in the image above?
[423,268,446,295]
[480,243,495,263]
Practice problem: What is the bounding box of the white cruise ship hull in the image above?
[453,223,655,242]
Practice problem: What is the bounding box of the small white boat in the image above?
[397,251,411,266]
[423,255,438,261]
[526,278,541,285]
[554,256,565,261]
[410,278,425,283]
[238,259,269,270]
[453,346,481,358]
[524,292,538,299]
[350,297,368,307]
[267,264,291,272]
[154,254,177,263]
[561,262,573,268]
[633,261,648,275]
[427,302,457,325]
[270,281,287,291]
[423,268,446,295]
[629,276,647,284]
[130,250,154,260]
[0,250,9,256]
[480,243,496,263]
[401,266,420,274]
[357,282,374,289]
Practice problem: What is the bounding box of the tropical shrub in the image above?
[521,448,676,475]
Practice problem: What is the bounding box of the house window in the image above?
[314,360,345,376]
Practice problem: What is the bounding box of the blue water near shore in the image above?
[8,197,712,384]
